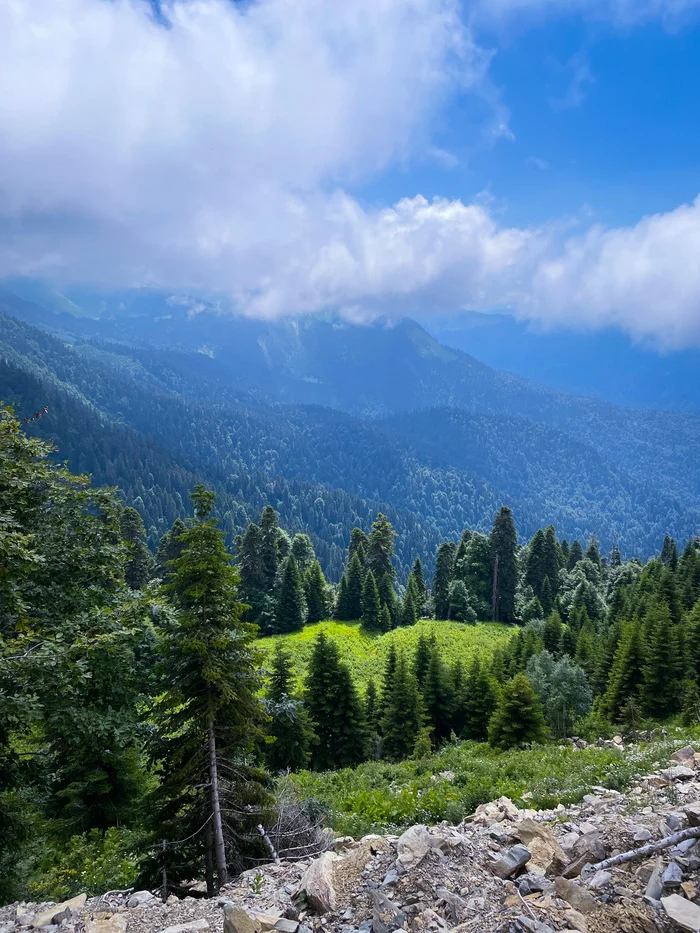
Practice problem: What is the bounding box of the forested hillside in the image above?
[1,295,698,567]
[3,402,700,905]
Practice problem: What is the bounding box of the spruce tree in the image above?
[346,552,365,620]
[379,603,392,633]
[525,529,546,597]
[433,542,457,620]
[266,645,311,772]
[585,537,601,568]
[260,506,281,587]
[367,513,396,583]
[276,554,306,633]
[413,634,434,689]
[305,560,328,626]
[377,643,398,726]
[490,506,518,624]
[574,616,598,679]
[377,572,397,624]
[334,574,351,621]
[603,619,646,719]
[542,610,563,654]
[460,656,500,741]
[399,587,418,628]
[560,539,570,563]
[153,485,269,891]
[361,570,382,632]
[156,518,187,582]
[365,678,380,734]
[349,527,369,565]
[382,652,423,760]
[412,557,428,617]
[120,506,156,589]
[540,576,554,617]
[291,533,316,575]
[305,633,367,769]
[641,601,682,717]
[448,579,477,623]
[567,540,583,570]
[542,526,561,594]
[488,674,548,749]
[421,647,455,744]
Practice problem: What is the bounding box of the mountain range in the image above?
[1,281,698,579]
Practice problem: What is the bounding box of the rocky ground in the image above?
[7,744,700,933]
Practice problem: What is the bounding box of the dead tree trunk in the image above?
[208,720,228,889]
[592,826,700,872]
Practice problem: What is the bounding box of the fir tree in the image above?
[542,526,561,594]
[585,536,601,568]
[276,554,306,633]
[365,678,380,734]
[266,645,311,772]
[448,579,476,623]
[488,673,548,749]
[540,575,554,617]
[603,619,646,719]
[120,506,156,589]
[260,506,281,587]
[361,570,382,632]
[366,513,396,583]
[377,571,398,624]
[560,539,570,563]
[399,587,418,627]
[421,647,455,744]
[334,574,351,621]
[153,485,269,891]
[381,652,423,760]
[413,634,434,689]
[433,541,456,620]
[346,552,365,620]
[460,657,500,742]
[348,527,369,565]
[305,633,367,769]
[379,603,392,633]
[490,506,518,624]
[574,616,598,679]
[156,518,187,582]
[641,601,682,717]
[567,540,584,570]
[525,529,546,597]
[377,643,398,726]
[411,557,427,617]
[305,560,328,626]
[560,624,577,657]
[542,610,563,655]
[290,533,316,575]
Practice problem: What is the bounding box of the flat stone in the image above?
[158,923,209,933]
[554,877,596,913]
[661,766,696,782]
[672,747,696,763]
[490,844,531,879]
[274,922,298,933]
[684,803,700,827]
[127,892,159,909]
[662,894,700,932]
[634,828,652,843]
[586,870,612,891]
[572,832,606,863]
[253,914,283,932]
[32,896,87,928]
[369,890,405,933]
[564,909,587,933]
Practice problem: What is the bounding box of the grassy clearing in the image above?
[260,619,511,689]
[289,727,700,837]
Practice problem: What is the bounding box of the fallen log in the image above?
[592,826,700,872]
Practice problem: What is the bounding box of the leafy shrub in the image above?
[27,827,144,901]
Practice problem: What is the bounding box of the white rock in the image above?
[32,895,87,928]
[158,921,209,933]
[396,825,433,871]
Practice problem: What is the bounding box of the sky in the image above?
[1,0,700,348]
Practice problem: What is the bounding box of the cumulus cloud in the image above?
[2,0,700,348]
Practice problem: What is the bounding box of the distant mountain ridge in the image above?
[1,283,698,565]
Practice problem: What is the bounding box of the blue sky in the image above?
[1,0,700,349]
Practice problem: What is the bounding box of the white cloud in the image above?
[2,0,700,349]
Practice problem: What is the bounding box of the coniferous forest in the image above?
[3,401,700,904]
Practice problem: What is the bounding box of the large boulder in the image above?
[224,907,261,933]
[127,891,159,909]
[471,797,520,826]
[554,877,596,914]
[296,852,338,913]
[490,844,531,879]
[32,894,87,928]
[672,746,696,764]
[396,825,433,872]
[516,819,567,876]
